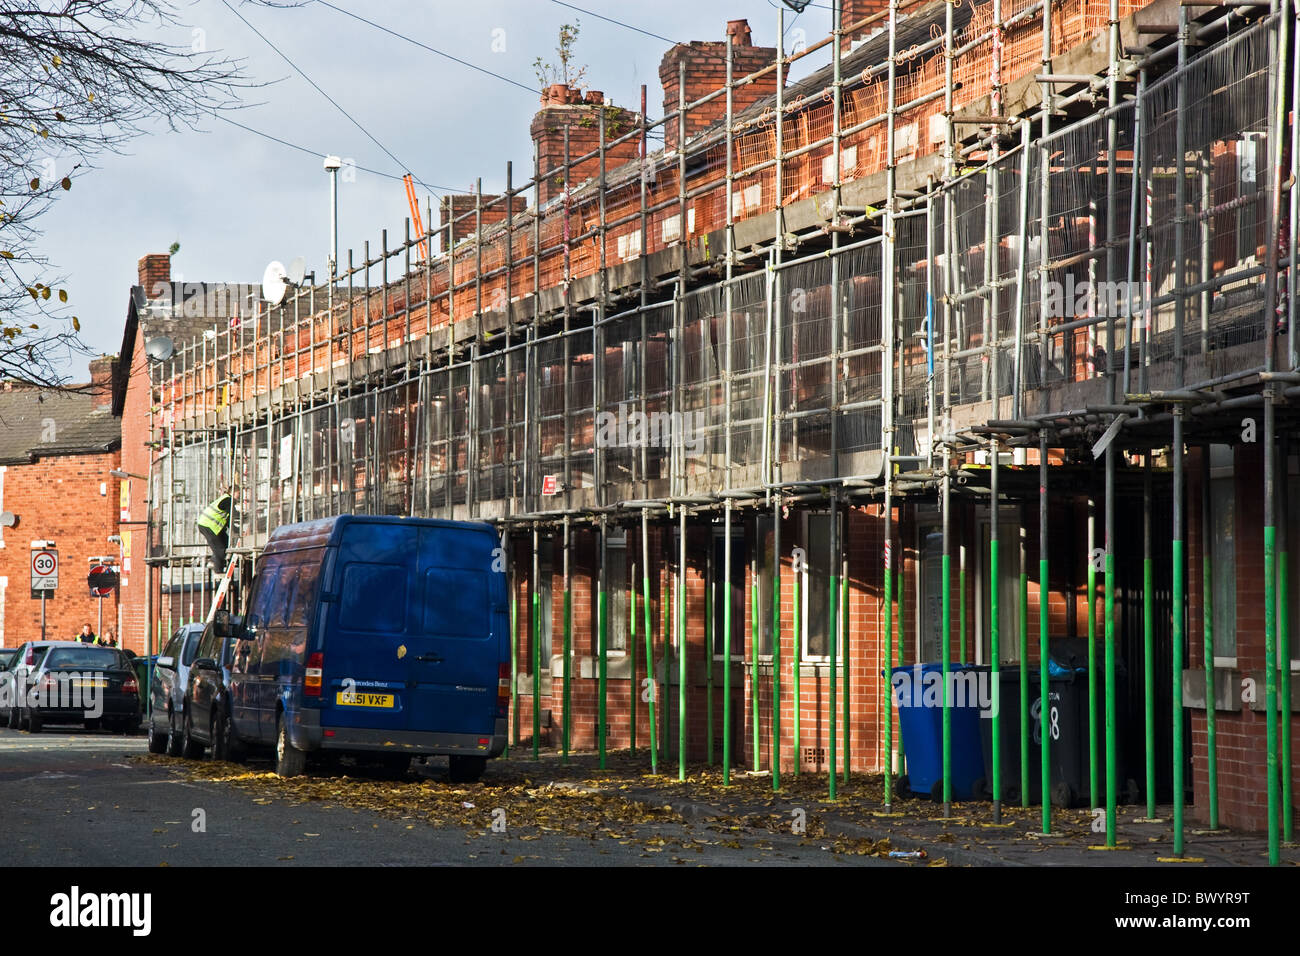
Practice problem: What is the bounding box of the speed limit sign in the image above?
[31,548,58,591]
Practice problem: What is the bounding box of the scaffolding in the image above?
[143,0,1299,862]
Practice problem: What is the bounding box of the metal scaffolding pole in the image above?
[990,438,1003,823]
[563,514,572,764]
[599,515,609,770]
[678,506,687,781]
[532,523,541,760]
[643,507,659,774]
[829,488,840,801]
[724,500,733,785]
[1040,430,1052,834]
[772,495,782,791]
[1171,5,1189,859]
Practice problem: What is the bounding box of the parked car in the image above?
[182,622,244,761]
[206,514,510,780]
[144,623,205,756]
[19,644,140,733]
[0,647,19,673]
[1,641,66,729]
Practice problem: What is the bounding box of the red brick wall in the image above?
[660,23,781,151]
[117,330,160,656]
[1188,443,1300,833]
[0,452,121,647]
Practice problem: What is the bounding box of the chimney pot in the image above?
[726,19,752,46]
[585,90,605,105]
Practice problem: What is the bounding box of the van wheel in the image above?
[448,755,486,783]
[27,712,41,734]
[7,707,19,729]
[147,717,168,754]
[182,711,205,759]
[275,714,306,778]
[166,711,184,757]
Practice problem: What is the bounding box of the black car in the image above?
[181,622,245,762]
[20,645,140,734]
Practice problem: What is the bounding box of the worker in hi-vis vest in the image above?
[197,483,236,574]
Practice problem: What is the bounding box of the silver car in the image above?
[1,642,68,729]
[145,623,205,756]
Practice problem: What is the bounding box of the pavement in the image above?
[478,746,1300,867]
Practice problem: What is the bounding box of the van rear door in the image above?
[402,524,504,738]
[323,523,419,734]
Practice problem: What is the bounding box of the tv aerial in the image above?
[261,255,308,306]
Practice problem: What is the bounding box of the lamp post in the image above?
[324,155,342,312]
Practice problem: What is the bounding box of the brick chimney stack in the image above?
[659,19,782,152]
[530,86,642,205]
[137,253,171,300]
[840,0,890,52]
[88,354,118,409]
[439,193,529,238]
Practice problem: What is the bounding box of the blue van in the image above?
[202,515,509,780]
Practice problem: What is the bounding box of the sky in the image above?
[38,0,842,382]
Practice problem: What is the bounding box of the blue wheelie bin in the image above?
[890,662,987,800]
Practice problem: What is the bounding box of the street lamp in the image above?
[324,155,341,311]
[110,468,147,481]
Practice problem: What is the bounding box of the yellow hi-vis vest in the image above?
[197,494,232,535]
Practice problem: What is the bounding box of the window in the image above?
[605,537,627,654]
[162,631,182,661]
[340,563,407,633]
[918,525,944,663]
[978,509,1023,663]
[181,628,201,666]
[196,627,220,663]
[712,530,746,659]
[536,539,553,666]
[1208,444,1236,663]
[756,517,774,657]
[246,563,282,631]
[802,513,833,659]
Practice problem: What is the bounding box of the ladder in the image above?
[205,554,242,624]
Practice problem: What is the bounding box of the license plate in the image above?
[335,692,394,708]
[72,679,107,688]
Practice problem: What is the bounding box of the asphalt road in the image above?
[0,726,888,867]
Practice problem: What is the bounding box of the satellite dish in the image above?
[262,260,288,306]
[287,256,307,286]
[144,336,175,362]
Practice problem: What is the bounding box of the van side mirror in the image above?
[213,611,245,640]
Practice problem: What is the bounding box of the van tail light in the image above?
[496,663,510,717]
[305,653,323,697]
[122,676,139,695]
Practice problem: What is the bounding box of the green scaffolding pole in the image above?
[793,553,802,779]
[642,509,658,775]
[599,519,608,771]
[678,508,687,782]
[842,560,850,785]
[630,560,637,757]
[532,525,541,761]
[1020,515,1030,809]
[1145,456,1158,820]
[829,492,839,802]
[897,562,906,771]
[772,500,782,791]
[1039,433,1051,834]
[990,440,1002,823]
[706,546,713,767]
[723,501,733,785]
[563,517,572,764]
[941,466,952,815]
[1104,441,1118,846]
[1087,494,1099,812]
[883,514,894,807]
[1263,403,1280,865]
[751,550,760,772]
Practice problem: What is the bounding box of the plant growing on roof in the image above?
[533,20,587,97]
